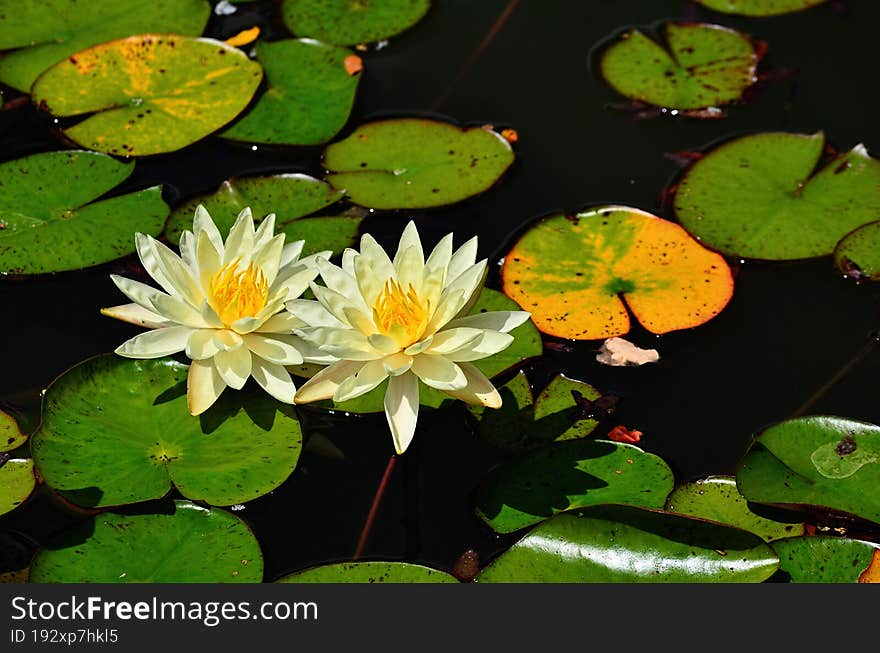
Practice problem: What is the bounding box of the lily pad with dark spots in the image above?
[599,22,759,111]
[694,0,827,17]
[29,500,263,583]
[737,415,880,526]
[0,0,211,92]
[834,220,880,281]
[771,536,880,583]
[281,0,430,46]
[665,475,805,542]
[31,34,263,156]
[474,438,675,533]
[323,118,515,209]
[0,150,167,275]
[502,206,734,340]
[278,561,458,583]
[476,505,779,583]
[31,355,303,508]
[163,174,350,255]
[1,407,30,452]
[0,459,35,516]
[222,39,361,146]
[674,132,880,260]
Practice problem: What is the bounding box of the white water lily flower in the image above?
[292,221,531,454]
[102,205,333,415]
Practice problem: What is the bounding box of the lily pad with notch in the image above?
[737,415,880,526]
[0,459,35,516]
[665,475,806,542]
[31,355,303,508]
[0,150,167,275]
[476,505,779,582]
[277,561,457,583]
[1,407,31,452]
[31,34,263,156]
[599,22,760,111]
[674,132,880,260]
[694,0,828,17]
[502,206,734,340]
[281,0,430,47]
[29,500,263,582]
[474,438,675,533]
[834,220,880,281]
[323,118,515,209]
[163,174,356,257]
[770,535,880,583]
[221,39,361,146]
[0,0,211,92]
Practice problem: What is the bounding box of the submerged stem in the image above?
[352,454,398,561]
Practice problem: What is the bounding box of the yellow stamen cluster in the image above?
[210,258,269,325]
[372,278,429,347]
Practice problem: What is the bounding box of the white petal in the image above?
[297,250,333,269]
[426,260,487,332]
[136,233,202,308]
[421,233,453,308]
[424,327,484,355]
[446,235,478,285]
[310,282,360,326]
[229,299,285,334]
[286,298,345,328]
[332,359,389,402]
[443,331,514,362]
[200,299,225,329]
[110,274,168,314]
[294,337,341,365]
[187,358,226,415]
[393,221,424,272]
[270,264,320,301]
[253,213,276,249]
[394,244,425,293]
[280,239,305,267]
[214,346,253,390]
[101,303,175,329]
[294,359,364,403]
[341,247,357,277]
[213,329,244,351]
[252,233,286,286]
[403,335,433,356]
[150,292,209,328]
[367,333,400,354]
[445,310,531,333]
[411,354,467,390]
[251,357,296,404]
[440,362,501,408]
[344,307,378,336]
[357,234,395,302]
[115,326,191,359]
[382,351,413,376]
[196,229,223,291]
[186,329,221,360]
[223,208,255,265]
[242,333,305,365]
[299,327,380,360]
[317,258,366,311]
[178,230,197,276]
[257,312,307,333]
[385,372,419,454]
[193,205,224,258]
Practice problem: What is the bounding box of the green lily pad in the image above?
[0,459,35,516]
[771,536,879,583]
[278,561,458,583]
[0,408,29,452]
[468,373,602,452]
[319,288,542,413]
[31,355,303,508]
[476,506,779,583]
[665,476,805,542]
[31,34,263,156]
[222,39,361,146]
[0,0,210,92]
[674,132,880,260]
[475,439,675,533]
[29,500,263,583]
[164,173,345,243]
[0,150,167,275]
[599,23,759,111]
[694,0,827,16]
[281,0,430,47]
[502,206,734,340]
[834,220,880,281]
[737,416,880,525]
[323,118,515,209]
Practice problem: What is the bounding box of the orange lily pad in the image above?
[501,206,734,340]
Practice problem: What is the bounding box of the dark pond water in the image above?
[2,0,879,580]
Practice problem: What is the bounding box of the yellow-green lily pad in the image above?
[29,500,263,583]
[222,39,361,146]
[834,220,880,281]
[771,536,880,582]
[0,459,35,516]
[32,355,303,508]
[278,561,457,583]
[674,132,880,260]
[694,0,827,16]
[31,34,263,156]
[0,0,210,92]
[0,150,167,275]
[599,22,759,110]
[281,0,430,46]
[323,118,515,209]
